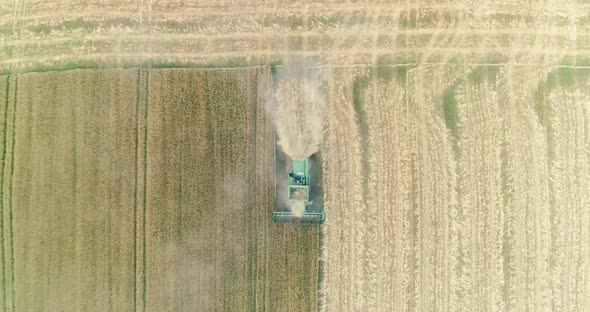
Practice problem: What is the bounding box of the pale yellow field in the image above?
[0,1,589,312]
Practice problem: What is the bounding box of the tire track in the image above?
[141,69,149,312]
[4,46,590,66]
[132,68,148,312]
[133,69,145,311]
[132,69,140,312]
[248,68,258,310]
[6,75,16,312]
[0,76,9,312]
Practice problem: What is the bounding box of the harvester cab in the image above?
[273,150,325,224]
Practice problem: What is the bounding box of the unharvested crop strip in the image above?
[257,67,272,311]
[7,75,16,312]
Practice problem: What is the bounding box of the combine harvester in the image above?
[273,147,325,224]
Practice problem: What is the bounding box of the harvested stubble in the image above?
[320,65,590,312]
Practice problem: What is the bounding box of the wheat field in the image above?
[1,0,590,311]
[0,68,320,311]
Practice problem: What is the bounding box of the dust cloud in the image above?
[290,201,306,217]
[272,69,326,159]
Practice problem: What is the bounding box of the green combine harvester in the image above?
[273,151,325,224]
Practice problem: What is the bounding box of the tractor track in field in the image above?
[6,75,17,312]
[0,48,586,70]
[0,76,10,312]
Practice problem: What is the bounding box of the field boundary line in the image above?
[249,68,259,310]
[4,48,590,66]
[0,3,582,24]
[146,0,152,70]
[141,69,149,312]
[1,28,581,48]
[142,2,151,306]
[132,69,140,312]
[0,76,9,312]
[0,63,587,77]
[263,67,271,312]
[148,66,266,70]
[1,62,589,77]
